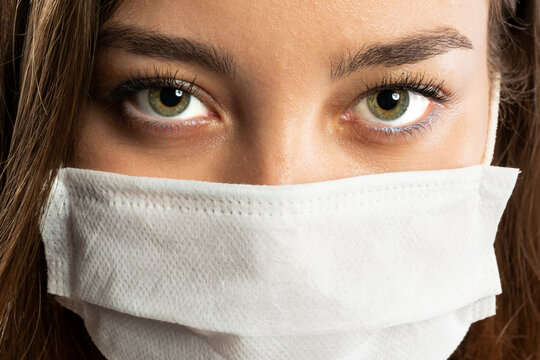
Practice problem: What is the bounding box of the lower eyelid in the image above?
[119,100,219,138]
[368,120,433,140]
[370,107,442,139]
[340,103,444,143]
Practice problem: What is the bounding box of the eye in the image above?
[129,86,210,121]
[347,89,431,127]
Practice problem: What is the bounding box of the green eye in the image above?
[148,87,191,117]
[367,90,410,121]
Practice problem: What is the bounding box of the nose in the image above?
[222,112,348,185]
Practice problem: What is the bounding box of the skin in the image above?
[74,0,491,185]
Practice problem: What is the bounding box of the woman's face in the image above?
[76,0,491,184]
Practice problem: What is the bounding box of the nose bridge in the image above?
[236,101,328,185]
[242,120,298,186]
[230,58,333,185]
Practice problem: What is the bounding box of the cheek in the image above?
[439,90,490,167]
[334,111,488,175]
[71,101,228,178]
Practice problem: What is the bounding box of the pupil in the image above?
[159,87,183,107]
[377,90,400,111]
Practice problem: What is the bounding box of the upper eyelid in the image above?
[106,77,218,109]
[360,84,449,103]
[112,78,199,97]
[359,73,450,100]
[98,64,225,106]
[115,76,449,98]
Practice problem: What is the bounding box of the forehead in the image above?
[110,0,488,59]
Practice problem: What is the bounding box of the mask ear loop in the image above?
[481,73,501,165]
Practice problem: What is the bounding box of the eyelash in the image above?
[362,73,450,102]
[106,68,204,104]
[103,69,451,139]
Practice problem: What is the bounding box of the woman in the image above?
[0,0,538,359]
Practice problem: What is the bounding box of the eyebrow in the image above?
[98,24,472,83]
[98,23,237,79]
[330,28,473,81]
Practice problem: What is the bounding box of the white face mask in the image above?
[41,78,518,360]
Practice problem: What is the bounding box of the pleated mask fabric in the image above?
[40,164,519,360]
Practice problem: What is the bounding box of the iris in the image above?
[367,90,410,121]
[148,87,191,117]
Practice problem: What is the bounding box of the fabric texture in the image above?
[41,165,519,360]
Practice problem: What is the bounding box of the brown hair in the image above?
[451,1,540,359]
[0,0,538,358]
